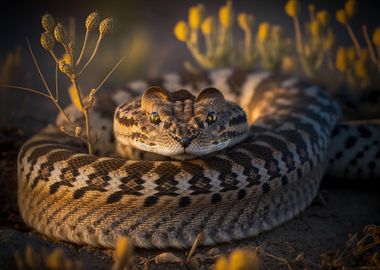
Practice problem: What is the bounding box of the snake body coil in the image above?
[17,69,380,249]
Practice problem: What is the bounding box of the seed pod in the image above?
[41,32,55,51]
[336,9,348,25]
[257,22,270,43]
[54,23,69,45]
[345,0,357,18]
[154,253,183,264]
[219,2,233,28]
[99,18,113,37]
[174,21,190,42]
[188,4,205,30]
[201,16,215,36]
[58,59,74,75]
[41,13,55,33]
[316,10,330,27]
[285,0,301,18]
[86,11,100,32]
[238,13,255,32]
[309,20,320,37]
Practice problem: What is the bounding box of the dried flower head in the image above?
[86,11,100,32]
[336,47,347,72]
[345,0,357,18]
[285,0,301,18]
[41,13,55,33]
[219,2,233,28]
[54,23,69,45]
[372,27,380,46]
[188,4,205,30]
[238,13,255,32]
[336,9,348,25]
[201,16,215,36]
[58,59,74,75]
[257,22,270,43]
[174,21,190,42]
[99,18,113,37]
[40,32,55,51]
[316,10,330,27]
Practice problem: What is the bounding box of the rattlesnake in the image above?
[17,69,380,249]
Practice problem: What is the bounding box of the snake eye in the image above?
[150,112,161,125]
[206,111,217,125]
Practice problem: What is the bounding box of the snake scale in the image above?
[17,69,380,249]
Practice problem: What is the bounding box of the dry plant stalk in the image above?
[1,12,125,155]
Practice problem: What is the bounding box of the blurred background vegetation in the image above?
[1,0,380,130]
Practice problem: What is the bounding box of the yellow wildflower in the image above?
[336,9,348,25]
[372,27,380,46]
[238,13,255,32]
[257,22,270,43]
[336,47,347,72]
[201,16,215,36]
[316,10,330,27]
[174,21,190,42]
[219,2,233,28]
[285,0,301,18]
[189,4,205,30]
[345,0,357,18]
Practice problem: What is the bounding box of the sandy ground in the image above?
[0,126,379,270]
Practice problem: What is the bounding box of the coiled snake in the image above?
[17,69,380,249]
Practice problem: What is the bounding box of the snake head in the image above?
[114,86,248,159]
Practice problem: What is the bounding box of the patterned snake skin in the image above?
[17,69,380,249]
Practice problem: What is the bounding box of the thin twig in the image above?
[362,25,378,64]
[76,30,89,66]
[95,56,127,93]
[186,233,204,263]
[26,38,54,98]
[0,85,51,99]
[294,17,303,55]
[79,35,103,76]
[346,24,361,56]
[55,63,59,101]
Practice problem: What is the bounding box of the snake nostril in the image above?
[180,137,191,148]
